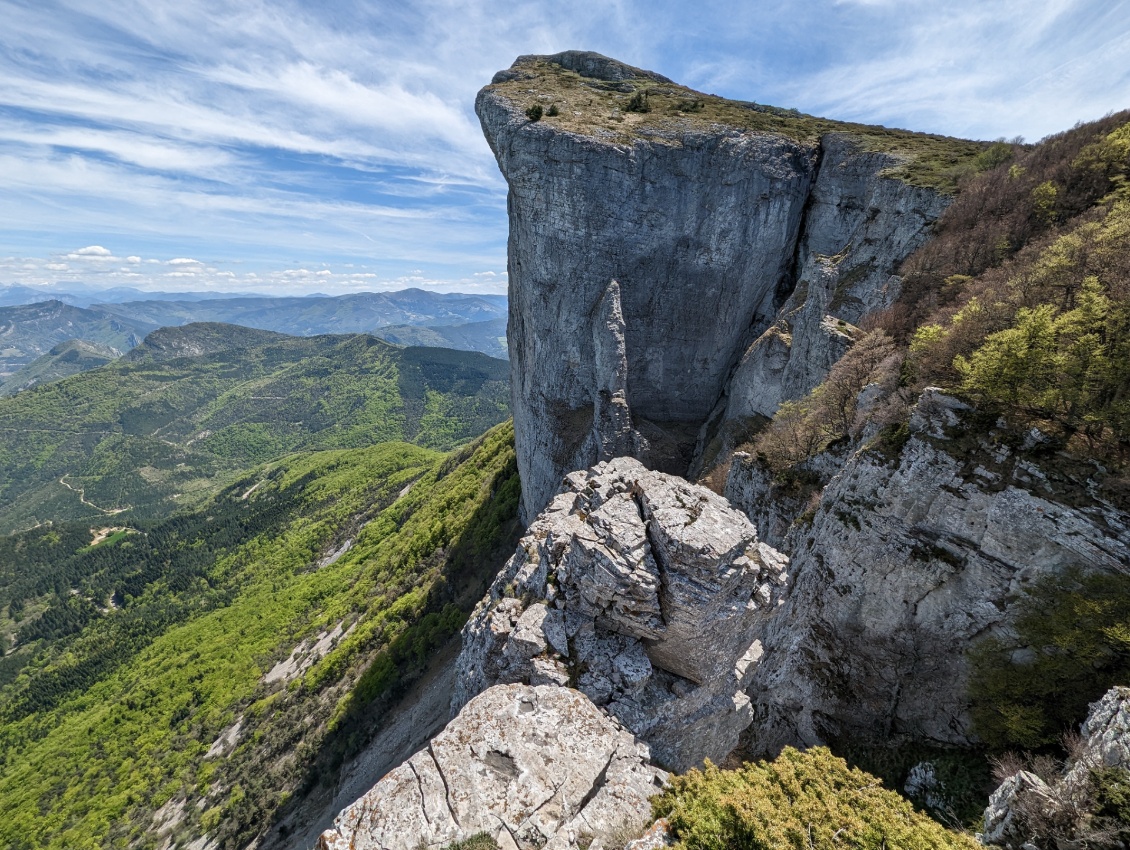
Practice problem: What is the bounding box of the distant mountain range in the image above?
[0,321,510,533]
[0,300,155,377]
[0,288,509,390]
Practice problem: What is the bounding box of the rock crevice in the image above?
[452,456,788,771]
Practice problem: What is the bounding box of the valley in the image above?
[0,43,1128,850]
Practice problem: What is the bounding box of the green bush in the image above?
[652,747,978,850]
[525,103,543,122]
[626,91,650,113]
[442,835,498,850]
[968,569,1130,749]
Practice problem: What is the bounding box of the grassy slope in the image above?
[490,58,992,192]
[0,331,509,532]
[0,422,520,850]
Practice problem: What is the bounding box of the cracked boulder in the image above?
[453,457,789,771]
[317,683,666,850]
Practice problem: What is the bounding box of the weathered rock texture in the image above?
[317,684,665,850]
[738,391,1130,754]
[981,686,1130,848]
[453,457,788,771]
[478,51,953,519]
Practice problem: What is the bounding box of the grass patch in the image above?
[491,58,990,192]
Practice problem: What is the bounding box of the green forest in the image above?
[0,422,520,849]
[0,326,509,532]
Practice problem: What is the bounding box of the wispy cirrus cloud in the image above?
[1,0,1128,295]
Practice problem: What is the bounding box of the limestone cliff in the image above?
[478,51,975,519]
[727,390,1130,754]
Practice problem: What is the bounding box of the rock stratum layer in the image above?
[453,457,788,772]
[478,51,965,519]
[317,684,665,850]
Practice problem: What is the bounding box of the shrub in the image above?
[653,747,978,850]
[968,569,1130,749]
[546,103,560,117]
[626,91,650,113]
[441,834,498,850]
[525,104,543,122]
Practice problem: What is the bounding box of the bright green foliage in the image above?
[908,171,1130,457]
[0,422,520,850]
[0,331,509,532]
[1094,767,1130,842]
[442,835,499,850]
[653,747,978,850]
[955,277,1122,438]
[1030,180,1059,223]
[968,569,1130,749]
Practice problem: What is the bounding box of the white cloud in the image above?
[126,256,142,263]
[167,258,202,265]
[72,245,112,256]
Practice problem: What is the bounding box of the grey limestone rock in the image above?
[723,135,949,430]
[980,687,1130,848]
[980,771,1055,848]
[743,391,1130,755]
[317,684,666,850]
[477,54,951,520]
[453,457,788,771]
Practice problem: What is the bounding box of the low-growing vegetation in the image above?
[0,422,521,850]
[494,58,991,191]
[653,747,979,850]
[968,569,1130,750]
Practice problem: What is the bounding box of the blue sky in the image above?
[2,0,1129,296]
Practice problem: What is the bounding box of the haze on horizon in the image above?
[2,0,1129,297]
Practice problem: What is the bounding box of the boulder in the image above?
[318,684,666,850]
[453,457,788,771]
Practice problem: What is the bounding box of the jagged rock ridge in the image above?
[452,457,788,772]
[478,50,961,520]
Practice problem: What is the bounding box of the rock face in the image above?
[721,135,947,435]
[453,457,788,771]
[981,686,1130,848]
[317,684,666,850]
[738,391,1130,754]
[477,51,952,520]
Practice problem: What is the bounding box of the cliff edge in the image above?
[478,50,984,520]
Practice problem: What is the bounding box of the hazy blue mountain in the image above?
[0,300,155,375]
[96,288,507,334]
[0,339,121,396]
[375,317,508,359]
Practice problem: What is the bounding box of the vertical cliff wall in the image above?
[478,52,971,520]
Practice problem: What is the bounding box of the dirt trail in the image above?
[59,476,130,515]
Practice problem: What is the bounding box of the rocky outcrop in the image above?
[980,686,1130,849]
[477,51,956,519]
[317,684,666,850]
[720,135,947,436]
[453,457,788,771]
[741,391,1130,754]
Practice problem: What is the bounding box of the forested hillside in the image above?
[0,423,520,850]
[0,324,509,532]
